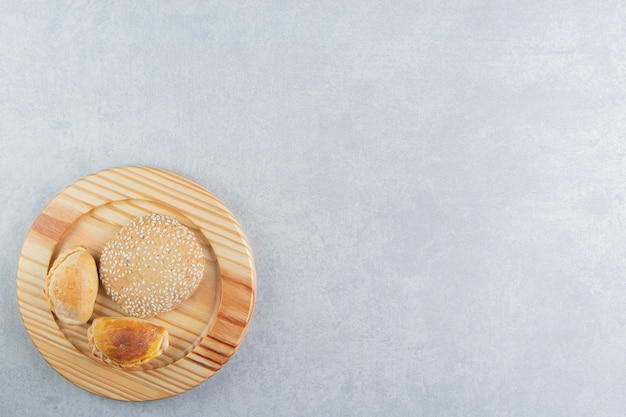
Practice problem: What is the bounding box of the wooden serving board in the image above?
[16,166,256,401]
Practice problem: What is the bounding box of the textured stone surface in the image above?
[3,1,626,415]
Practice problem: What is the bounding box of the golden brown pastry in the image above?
[99,213,205,318]
[87,317,169,368]
[44,246,99,325]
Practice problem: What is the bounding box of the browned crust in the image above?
[44,246,99,325]
[88,317,169,369]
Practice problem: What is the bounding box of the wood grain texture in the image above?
[16,166,256,401]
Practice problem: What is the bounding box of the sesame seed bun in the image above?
[99,213,205,318]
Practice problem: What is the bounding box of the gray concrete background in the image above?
[2,1,626,415]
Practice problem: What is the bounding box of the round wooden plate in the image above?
[16,166,256,401]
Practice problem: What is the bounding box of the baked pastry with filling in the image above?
[87,316,169,368]
[45,246,99,325]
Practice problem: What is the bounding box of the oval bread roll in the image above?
[44,246,99,325]
[87,317,169,368]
